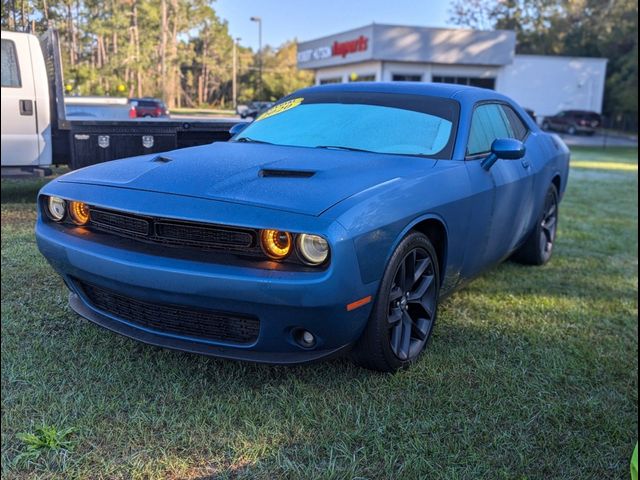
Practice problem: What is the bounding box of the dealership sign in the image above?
[298,35,369,64]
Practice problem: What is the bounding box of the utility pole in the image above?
[250,16,262,100]
[232,37,240,110]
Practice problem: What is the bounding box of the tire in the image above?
[352,232,440,372]
[513,184,559,266]
[542,121,550,131]
[567,125,577,135]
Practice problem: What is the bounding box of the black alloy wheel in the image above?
[539,188,558,259]
[513,184,559,265]
[352,232,440,372]
[387,248,437,360]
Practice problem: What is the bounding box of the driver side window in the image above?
[467,103,515,156]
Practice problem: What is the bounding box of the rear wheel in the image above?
[513,184,559,265]
[567,125,577,135]
[352,232,440,372]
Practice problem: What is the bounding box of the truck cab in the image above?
[1,30,52,171]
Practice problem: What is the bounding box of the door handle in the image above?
[521,159,531,168]
[19,99,34,116]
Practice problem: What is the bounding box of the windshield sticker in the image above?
[256,98,304,121]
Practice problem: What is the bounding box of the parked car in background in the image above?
[128,97,169,118]
[36,83,570,372]
[542,110,601,135]
[238,101,273,119]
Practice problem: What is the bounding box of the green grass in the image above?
[1,147,637,479]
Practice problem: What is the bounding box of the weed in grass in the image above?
[14,425,76,468]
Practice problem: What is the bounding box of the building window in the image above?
[432,76,496,90]
[319,77,342,85]
[392,74,422,82]
[349,74,376,82]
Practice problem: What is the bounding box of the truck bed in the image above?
[62,118,238,169]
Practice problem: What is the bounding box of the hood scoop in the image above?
[259,168,316,178]
[152,155,173,163]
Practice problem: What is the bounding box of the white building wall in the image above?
[311,54,607,122]
[428,64,499,79]
[497,54,607,117]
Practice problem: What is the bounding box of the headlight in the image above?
[297,234,329,265]
[46,196,66,221]
[69,201,90,225]
[261,229,292,259]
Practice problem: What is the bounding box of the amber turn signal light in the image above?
[261,229,292,259]
[69,201,90,225]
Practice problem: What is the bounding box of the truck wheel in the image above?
[513,184,559,266]
[352,232,440,372]
[567,125,577,135]
[542,121,550,130]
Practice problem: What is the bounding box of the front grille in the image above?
[91,209,150,236]
[78,281,260,344]
[88,207,256,251]
[155,221,253,248]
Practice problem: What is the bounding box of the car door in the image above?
[463,102,535,273]
[1,34,41,167]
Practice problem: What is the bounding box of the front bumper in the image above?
[36,211,377,364]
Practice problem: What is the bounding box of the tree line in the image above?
[0,0,313,108]
[450,0,638,129]
[2,0,637,126]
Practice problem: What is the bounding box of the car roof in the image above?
[294,82,513,104]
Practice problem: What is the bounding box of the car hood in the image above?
[59,142,437,216]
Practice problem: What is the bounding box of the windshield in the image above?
[234,92,459,158]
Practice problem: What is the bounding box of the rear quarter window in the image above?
[501,105,529,141]
[1,39,22,88]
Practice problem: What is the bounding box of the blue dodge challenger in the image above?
[36,83,569,372]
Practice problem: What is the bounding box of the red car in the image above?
[128,98,169,118]
[542,110,601,135]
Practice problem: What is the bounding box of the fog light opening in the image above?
[294,329,316,348]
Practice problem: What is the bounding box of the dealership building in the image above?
[297,24,607,119]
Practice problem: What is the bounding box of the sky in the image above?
[215,0,454,51]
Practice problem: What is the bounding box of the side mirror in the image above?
[481,138,526,170]
[229,122,249,137]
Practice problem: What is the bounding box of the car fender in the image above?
[383,211,450,285]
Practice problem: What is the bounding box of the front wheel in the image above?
[352,232,440,372]
[513,184,559,265]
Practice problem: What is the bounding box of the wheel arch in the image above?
[389,214,449,287]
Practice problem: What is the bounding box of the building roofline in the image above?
[514,53,608,63]
[298,22,515,46]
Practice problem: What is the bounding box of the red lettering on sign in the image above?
[332,35,369,58]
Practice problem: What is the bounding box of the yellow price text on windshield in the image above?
[256,98,304,121]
